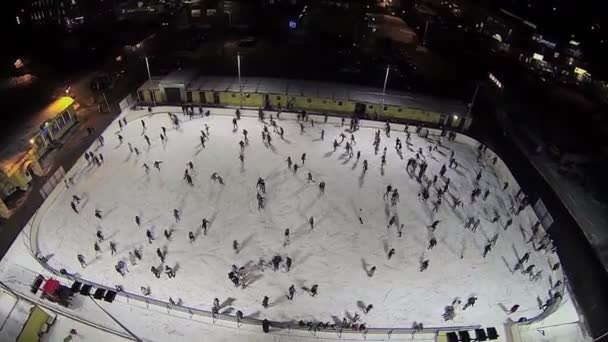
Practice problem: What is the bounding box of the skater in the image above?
[356,151,361,161]
[143,163,150,174]
[134,249,142,260]
[146,229,154,244]
[272,255,282,271]
[286,156,293,169]
[239,140,245,151]
[201,218,210,235]
[262,296,269,308]
[189,231,196,243]
[428,237,437,250]
[77,254,86,268]
[233,240,239,254]
[283,228,290,247]
[365,304,373,314]
[309,216,314,230]
[391,189,400,206]
[257,177,266,193]
[141,120,146,129]
[144,135,151,146]
[420,259,429,272]
[262,319,270,333]
[300,123,305,134]
[367,266,376,277]
[301,153,306,165]
[307,172,314,183]
[363,160,368,173]
[387,215,396,229]
[482,242,492,257]
[153,160,162,171]
[387,248,395,260]
[164,229,173,240]
[187,161,194,170]
[94,242,101,254]
[504,218,513,230]
[384,185,392,200]
[150,266,161,278]
[134,147,140,156]
[96,230,105,242]
[95,209,103,220]
[257,192,265,210]
[509,304,520,314]
[156,248,165,263]
[165,265,175,278]
[428,220,440,231]
[333,139,338,152]
[232,118,238,130]
[173,209,180,222]
[463,296,478,310]
[320,130,325,140]
[310,284,318,297]
[319,181,325,193]
[70,201,79,214]
[288,285,296,300]
[293,164,299,174]
[110,241,117,255]
[243,129,249,143]
[286,256,292,271]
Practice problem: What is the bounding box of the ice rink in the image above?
[36,107,561,329]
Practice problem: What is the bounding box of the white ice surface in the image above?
[36,107,560,330]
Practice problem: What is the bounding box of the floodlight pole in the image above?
[145,56,156,106]
[380,65,390,120]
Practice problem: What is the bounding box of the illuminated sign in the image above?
[574,67,588,75]
[532,53,544,61]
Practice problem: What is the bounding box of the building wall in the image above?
[140,84,462,127]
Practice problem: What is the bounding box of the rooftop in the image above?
[0,97,74,172]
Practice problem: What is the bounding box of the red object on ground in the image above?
[42,278,60,295]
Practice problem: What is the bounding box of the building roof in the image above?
[40,97,74,119]
[0,97,75,172]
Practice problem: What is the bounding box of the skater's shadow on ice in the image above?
[219,298,236,310]
[79,193,91,210]
[221,308,234,315]
[356,300,366,311]
[382,240,389,254]
[358,173,365,188]
[193,147,204,156]
[360,258,369,273]
[323,151,334,158]
[239,234,256,252]
[501,256,514,274]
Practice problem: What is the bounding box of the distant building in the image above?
[0,97,77,218]
[15,0,115,28]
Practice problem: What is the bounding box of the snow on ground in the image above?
[37,107,559,329]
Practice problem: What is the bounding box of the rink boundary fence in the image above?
[24,105,563,339]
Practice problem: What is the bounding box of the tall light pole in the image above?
[380,65,390,120]
[237,53,243,109]
[467,83,480,118]
[103,92,111,113]
[145,56,156,106]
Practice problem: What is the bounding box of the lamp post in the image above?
[145,56,156,106]
[380,65,390,120]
